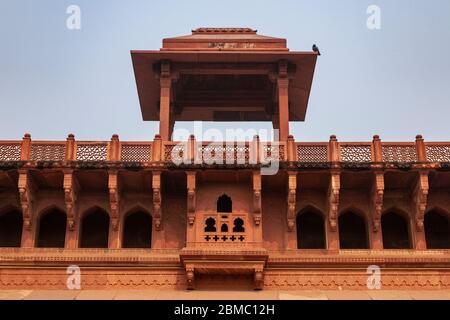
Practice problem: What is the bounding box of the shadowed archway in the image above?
[122,210,152,248]
[217,194,232,213]
[0,208,23,247]
[296,208,326,249]
[382,211,411,249]
[80,207,110,248]
[37,208,67,248]
[425,210,450,249]
[338,211,368,249]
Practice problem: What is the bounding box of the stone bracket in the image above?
[371,171,384,232]
[327,171,340,231]
[63,170,79,231]
[253,171,262,226]
[152,171,162,231]
[412,171,429,232]
[186,171,196,225]
[18,170,34,230]
[287,171,297,231]
[108,170,120,231]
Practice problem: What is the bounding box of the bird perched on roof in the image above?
[312,44,321,56]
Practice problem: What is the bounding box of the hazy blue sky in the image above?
[0,0,449,141]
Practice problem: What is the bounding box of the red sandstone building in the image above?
[1,28,450,291]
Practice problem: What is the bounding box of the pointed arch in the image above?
[338,209,369,249]
[424,208,450,249]
[122,207,152,248]
[0,205,23,247]
[79,206,110,248]
[381,208,411,249]
[217,194,232,213]
[296,206,326,249]
[36,206,67,248]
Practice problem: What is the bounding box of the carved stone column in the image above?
[18,170,35,248]
[326,170,340,250]
[64,170,79,249]
[152,171,164,248]
[412,171,429,250]
[370,171,384,249]
[159,61,172,141]
[252,171,263,244]
[108,170,121,248]
[286,171,297,249]
[186,171,196,247]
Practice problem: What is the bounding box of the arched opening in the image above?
[296,209,326,249]
[217,194,232,213]
[0,208,23,247]
[382,211,411,249]
[122,210,152,248]
[205,217,216,232]
[37,208,67,248]
[338,211,368,249]
[232,218,245,232]
[80,208,110,248]
[221,223,228,232]
[425,210,450,249]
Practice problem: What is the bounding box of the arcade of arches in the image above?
[1,204,450,249]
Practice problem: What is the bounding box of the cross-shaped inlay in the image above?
[238,235,245,241]
[221,235,228,241]
[213,235,219,241]
[204,235,211,241]
[230,235,236,241]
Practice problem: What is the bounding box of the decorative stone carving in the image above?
[253,171,262,226]
[327,171,340,231]
[186,171,196,225]
[63,170,79,231]
[152,171,162,231]
[287,172,297,231]
[412,171,429,231]
[254,267,264,290]
[108,170,120,231]
[371,172,384,232]
[186,265,195,290]
[18,170,34,230]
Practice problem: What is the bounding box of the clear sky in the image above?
[0,0,449,142]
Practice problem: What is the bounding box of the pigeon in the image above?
[312,44,321,56]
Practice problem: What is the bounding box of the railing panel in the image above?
[0,142,22,161]
[163,142,186,162]
[425,143,450,162]
[121,142,152,162]
[340,143,372,162]
[382,143,417,162]
[76,142,108,161]
[198,142,250,164]
[262,142,285,162]
[30,142,66,161]
[296,143,328,162]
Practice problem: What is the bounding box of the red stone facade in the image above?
[1,29,450,291]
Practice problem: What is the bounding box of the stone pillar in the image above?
[152,171,165,248]
[186,171,196,247]
[372,135,382,162]
[159,61,172,141]
[286,171,297,249]
[20,133,31,161]
[277,60,289,142]
[287,135,297,162]
[108,134,120,161]
[415,135,426,162]
[252,171,263,244]
[108,170,121,249]
[152,134,162,162]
